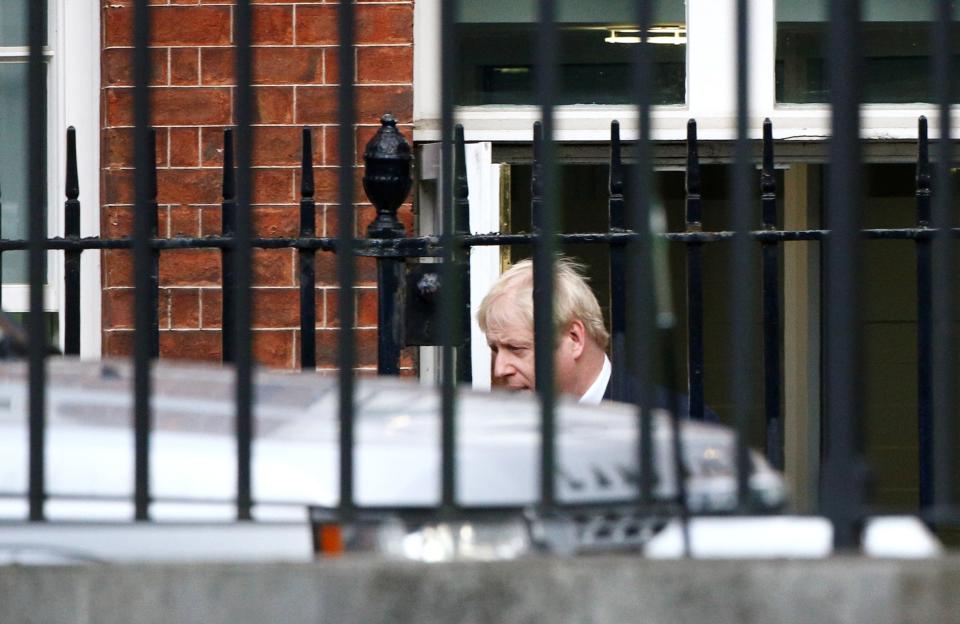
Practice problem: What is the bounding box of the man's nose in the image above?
[492,352,513,379]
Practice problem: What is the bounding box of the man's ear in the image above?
[566,319,587,359]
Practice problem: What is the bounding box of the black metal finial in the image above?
[761,119,776,195]
[65,127,79,201]
[301,127,315,199]
[917,116,931,225]
[454,124,470,235]
[685,119,702,225]
[761,119,777,229]
[531,121,543,201]
[148,128,158,202]
[364,113,412,239]
[917,116,931,194]
[609,120,624,197]
[686,119,700,197]
[222,128,236,201]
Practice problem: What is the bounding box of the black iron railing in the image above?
[8,0,958,553]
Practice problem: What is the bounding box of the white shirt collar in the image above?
[578,355,611,405]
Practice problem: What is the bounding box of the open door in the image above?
[417,142,509,390]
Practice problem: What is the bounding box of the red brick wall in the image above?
[100,0,414,372]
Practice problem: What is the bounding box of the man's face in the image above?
[486,311,582,396]
[486,314,536,391]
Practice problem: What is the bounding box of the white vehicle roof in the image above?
[0,358,785,523]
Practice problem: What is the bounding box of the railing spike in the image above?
[301,127,315,199]
[148,128,158,205]
[531,120,543,203]
[761,119,777,226]
[66,127,79,201]
[686,119,700,196]
[685,119,701,224]
[223,128,236,201]
[454,124,470,234]
[609,120,624,197]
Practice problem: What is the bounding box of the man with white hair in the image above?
[477,257,613,404]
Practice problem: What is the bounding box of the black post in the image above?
[453,125,472,383]
[760,119,783,470]
[364,114,412,376]
[27,0,47,522]
[132,0,155,521]
[685,119,706,421]
[299,128,317,370]
[608,121,627,402]
[0,174,3,310]
[337,0,358,521]
[149,129,160,360]
[234,0,255,521]
[915,116,934,511]
[821,0,865,549]
[929,0,956,523]
[530,120,557,510]
[221,129,236,363]
[64,127,81,356]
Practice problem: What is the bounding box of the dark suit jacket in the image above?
[603,371,719,422]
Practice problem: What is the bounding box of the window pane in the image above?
[0,0,47,47]
[0,61,45,283]
[777,0,960,104]
[455,0,686,105]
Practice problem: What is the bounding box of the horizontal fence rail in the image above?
[7,0,957,556]
[11,115,957,532]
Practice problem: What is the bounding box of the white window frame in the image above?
[13,0,101,358]
[0,1,100,358]
[413,0,960,143]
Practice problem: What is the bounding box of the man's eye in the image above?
[507,345,526,353]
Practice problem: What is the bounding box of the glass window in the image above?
[0,2,48,283]
[777,0,960,104]
[455,0,686,106]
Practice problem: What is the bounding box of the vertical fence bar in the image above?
[337,0,357,519]
[221,129,236,364]
[233,0,255,521]
[930,0,955,520]
[729,0,753,508]
[300,128,317,370]
[0,176,3,310]
[760,120,783,470]
[534,0,558,512]
[438,0,459,516]
[435,116,466,510]
[453,125,472,384]
[822,0,864,548]
[607,122,627,401]
[27,0,48,522]
[131,0,153,521]
[629,0,656,506]
[915,116,934,510]
[684,120,706,422]
[149,131,160,360]
[63,128,81,356]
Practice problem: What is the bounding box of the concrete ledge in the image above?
[3,556,960,624]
